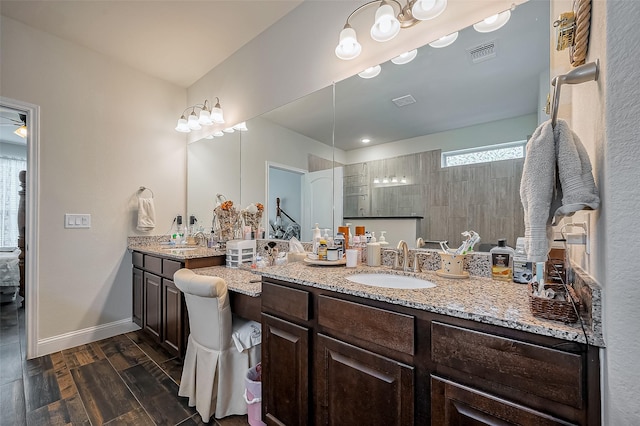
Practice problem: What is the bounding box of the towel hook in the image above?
[551,59,599,128]
[138,186,154,198]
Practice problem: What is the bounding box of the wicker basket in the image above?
[529,282,580,323]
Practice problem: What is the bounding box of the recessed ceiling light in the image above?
[429,32,459,48]
[361,138,371,143]
[358,65,381,79]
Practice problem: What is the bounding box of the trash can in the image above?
[244,363,265,426]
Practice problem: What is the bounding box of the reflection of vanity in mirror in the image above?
[188,0,549,249]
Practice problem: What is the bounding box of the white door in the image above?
[303,167,343,241]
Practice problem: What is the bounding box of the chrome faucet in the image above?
[193,231,208,247]
[416,237,425,248]
[396,240,409,272]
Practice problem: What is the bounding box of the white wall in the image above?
[0,16,186,353]
[0,142,27,159]
[551,0,640,423]
[345,114,537,164]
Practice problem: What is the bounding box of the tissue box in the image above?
[287,252,307,263]
[226,239,256,268]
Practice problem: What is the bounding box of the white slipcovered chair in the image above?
[174,268,260,422]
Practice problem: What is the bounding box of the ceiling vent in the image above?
[392,94,416,107]
[467,40,497,64]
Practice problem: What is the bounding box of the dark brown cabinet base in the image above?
[260,277,600,426]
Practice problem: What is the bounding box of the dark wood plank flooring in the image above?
[0,299,250,425]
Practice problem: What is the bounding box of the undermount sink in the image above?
[346,273,437,289]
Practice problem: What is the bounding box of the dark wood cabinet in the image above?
[431,376,577,426]
[131,251,223,359]
[132,267,143,328]
[262,313,310,426]
[261,277,600,426]
[143,271,162,341]
[315,333,414,426]
[162,278,182,355]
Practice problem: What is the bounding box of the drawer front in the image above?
[163,259,182,279]
[262,281,310,322]
[431,321,583,409]
[132,251,144,268]
[144,255,162,275]
[318,295,414,355]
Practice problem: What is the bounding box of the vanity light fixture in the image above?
[391,176,398,183]
[391,49,418,64]
[223,127,235,133]
[204,135,214,139]
[428,31,459,48]
[401,176,407,184]
[233,122,248,131]
[373,177,381,184]
[213,130,225,137]
[335,0,448,60]
[382,176,390,184]
[14,124,27,138]
[358,65,382,79]
[175,98,225,133]
[473,10,511,33]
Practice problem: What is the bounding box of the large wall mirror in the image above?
[188,0,550,249]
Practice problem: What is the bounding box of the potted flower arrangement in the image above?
[241,202,264,238]
[213,195,239,242]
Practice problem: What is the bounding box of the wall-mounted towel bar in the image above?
[551,59,600,128]
[138,186,154,198]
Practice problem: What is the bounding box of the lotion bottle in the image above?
[490,239,515,281]
[312,223,321,254]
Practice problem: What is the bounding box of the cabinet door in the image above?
[162,278,182,358]
[262,313,310,426]
[132,267,144,328]
[143,272,162,341]
[316,334,414,426]
[431,376,577,426]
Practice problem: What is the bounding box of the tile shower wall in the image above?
[343,149,525,248]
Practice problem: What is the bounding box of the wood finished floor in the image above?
[0,299,250,426]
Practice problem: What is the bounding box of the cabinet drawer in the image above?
[163,259,182,279]
[262,281,310,322]
[132,251,144,268]
[318,295,414,356]
[144,255,162,275]
[431,322,583,409]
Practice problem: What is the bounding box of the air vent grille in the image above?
[392,94,416,107]
[468,40,497,64]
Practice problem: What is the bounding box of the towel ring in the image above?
[550,59,599,128]
[138,186,154,198]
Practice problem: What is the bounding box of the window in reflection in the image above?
[442,140,526,167]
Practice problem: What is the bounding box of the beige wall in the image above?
[1,16,186,349]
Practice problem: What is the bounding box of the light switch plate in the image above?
[64,214,91,229]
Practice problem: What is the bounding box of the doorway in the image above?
[0,96,39,359]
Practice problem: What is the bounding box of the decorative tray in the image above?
[303,257,346,266]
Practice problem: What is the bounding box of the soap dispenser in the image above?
[378,231,389,247]
[312,223,321,254]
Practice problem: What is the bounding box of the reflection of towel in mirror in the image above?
[520,119,599,262]
[137,197,156,232]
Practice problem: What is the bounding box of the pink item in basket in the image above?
[245,363,265,426]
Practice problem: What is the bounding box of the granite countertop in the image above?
[192,265,262,297]
[128,240,226,261]
[254,261,605,347]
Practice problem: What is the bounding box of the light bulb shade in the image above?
[412,0,447,21]
[473,10,511,33]
[175,117,191,133]
[223,127,235,133]
[335,26,362,60]
[14,125,27,138]
[370,3,400,42]
[198,109,213,125]
[391,49,418,65]
[233,122,248,131]
[213,131,224,137]
[211,105,224,124]
[358,65,381,79]
[187,113,202,130]
[428,31,458,48]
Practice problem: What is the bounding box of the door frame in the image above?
[265,162,307,238]
[1,96,40,359]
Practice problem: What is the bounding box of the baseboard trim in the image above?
[36,318,141,357]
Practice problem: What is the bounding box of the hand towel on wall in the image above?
[519,120,556,262]
[519,119,600,262]
[552,119,600,223]
[137,197,156,232]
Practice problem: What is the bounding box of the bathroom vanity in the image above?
[258,262,602,426]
